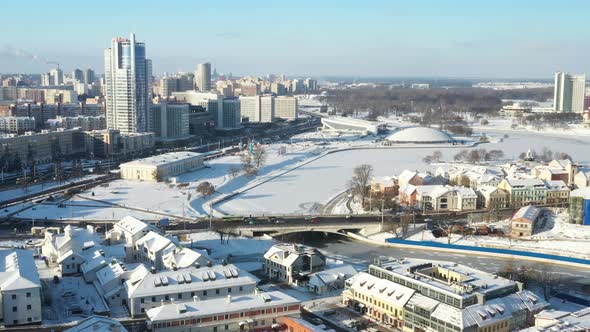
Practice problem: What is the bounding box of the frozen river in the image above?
[217,130,590,215]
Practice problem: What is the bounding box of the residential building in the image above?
[146,290,300,332]
[216,80,234,97]
[307,265,357,295]
[64,316,128,332]
[104,33,152,134]
[72,68,84,82]
[263,243,326,285]
[510,205,542,237]
[0,116,36,134]
[162,247,210,271]
[47,115,106,131]
[125,264,258,317]
[41,225,104,275]
[274,96,298,120]
[196,63,212,92]
[0,128,86,164]
[239,95,275,123]
[303,78,318,92]
[50,68,64,85]
[574,169,590,189]
[84,68,96,84]
[547,159,579,186]
[220,98,241,130]
[151,103,190,140]
[370,176,398,195]
[106,216,158,260]
[159,73,194,97]
[476,185,509,210]
[84,129,154,159]
[554,72,586,113]
[398,170,434,190]
[0,250,42,327]
[543,180,570,204]
[413,185,477,212]
[497,178,548,207]
[119,151,204,182]
[271,82,287,95]
[171,91,238,130]
[134,231,178,270]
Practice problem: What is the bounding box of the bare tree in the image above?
[196,181,216,197]
[251,147,267,169]
[400,214,412,237]
[432,151,443,163]
[241,154,257,177]
[348,164,373,206]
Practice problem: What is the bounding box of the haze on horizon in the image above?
[1,0,589,79]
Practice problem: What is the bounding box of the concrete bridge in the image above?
[219,220,388,237]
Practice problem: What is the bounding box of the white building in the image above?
[107,216,157,260]
[321,116,379,135]
[64,315,128,332]
[41,225,103,275]
[125,264,258,317]
[147,290,300,332]
[263,244,326,285]
[104,33,152,133]
[239,95,275,123]
[522,308,590,331]
[274,96,298,120]
[0,250,42,327]
[162,247,210,271]
[554,72,586,113]
[134,231,177,270]
[119,151,204,182]
[307,265,357,295]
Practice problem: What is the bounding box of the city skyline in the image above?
[1,0,590,78]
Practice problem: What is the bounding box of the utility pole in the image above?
[381,199,384,225]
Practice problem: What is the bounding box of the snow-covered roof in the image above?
[386,127,453,143]
[455,187,477,199]
[571,187,590,199]
[0,249,40,291]
[503,177,546,188]
[522,307,590,331]
[125,264,258,298]
[543,180,569,191]
[347,272,415,308]
[64,316,128,332]
[512,205,541,223]
[146,290,300,322]
[264,243,324,267]
[114,216,149,236]
[308,265,357,288]
[136,231,176,253]
[120,151,203,169]
[163,247,209,270]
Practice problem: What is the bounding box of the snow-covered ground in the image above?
[0,174,101,202]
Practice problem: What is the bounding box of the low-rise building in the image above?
[134,231,177,271]
[370,176,398,195]
[146,290,301,332]
[119,152,204,182]
[307,265,357,295]
[498,178,548,207]
[41,225,103,275]
[398,170,434,190]
[476,185,509,210]
[569,187,590,225]
[64,315,128,332]
[521,307,590,331]
[414,185,477,212]
[574,169,590,189]
[125,264,258,317]
[106,216,157,260]
[0,250,42,327]
[280,316,336,332]
[543,180,570,204]
[510,205,542,237]
[263,244,326,285]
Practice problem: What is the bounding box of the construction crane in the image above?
[46,61,60,69]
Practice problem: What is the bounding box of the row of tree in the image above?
[453,148,505,163]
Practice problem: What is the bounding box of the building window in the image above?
[12,306,17,312]
[26,292,31,298]
[12,294,16,300]
[228,287,232,293]
[152,296,156,302]
[216,289,220,295]
[141,298,144,303]
[27,305,31,310]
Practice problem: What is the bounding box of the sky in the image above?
[1,0,589,79]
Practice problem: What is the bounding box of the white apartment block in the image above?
[47,115,106,131]
[274,96,298,120]
[554,72,586,113]
[134,231,176,271]
[239,95,275,123]
[107,216,156,260]
[0,250,42,327]
[263,244,326,285]
[41,225,104,275]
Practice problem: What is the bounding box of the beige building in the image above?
[274,96,298,120]
[511,205,542,237]
[239,95,275,123]
[119,151,204,182]
[544,180,570,205]
[0,128,86,164]
[476,185,509,209]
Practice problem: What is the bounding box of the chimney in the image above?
[160,299,164,306]
[255,288,259,295]
[170,298,174,304]
[227,295,232,303]
[193,296,199,302]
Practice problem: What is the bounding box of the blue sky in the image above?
[1,0,589,78]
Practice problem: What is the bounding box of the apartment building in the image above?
[0,116,35,134]
[543,180,570,205]
[476,186,509,210]
[274,96,298,120]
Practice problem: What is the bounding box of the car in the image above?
[275,219,285,224]
[310,217,319,224]
[345,215,353,220]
